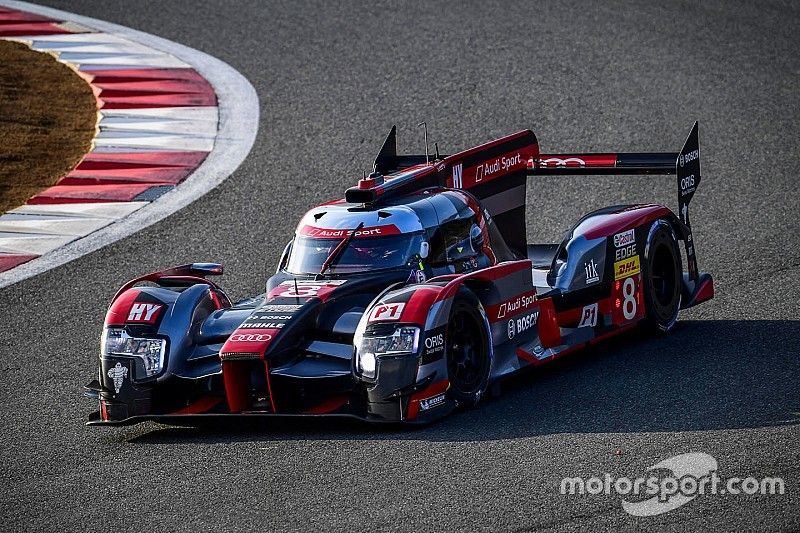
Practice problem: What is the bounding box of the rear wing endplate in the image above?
[528,122,702,282]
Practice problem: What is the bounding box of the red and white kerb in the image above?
[0,6,219,273]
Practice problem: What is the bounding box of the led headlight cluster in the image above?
[101,328,166,378]
[355,326,419,379]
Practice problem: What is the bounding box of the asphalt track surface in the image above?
[1,1,798,531]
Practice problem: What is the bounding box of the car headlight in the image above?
[355,326,419,379]
[101,328,166,378]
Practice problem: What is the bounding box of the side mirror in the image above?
[278,239,293,271]
[419,241,430,259]
[161,263,224,277]
[469,224,484,251]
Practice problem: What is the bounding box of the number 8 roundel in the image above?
[613,274,644,324]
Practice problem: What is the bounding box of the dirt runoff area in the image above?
[0,39,97,214]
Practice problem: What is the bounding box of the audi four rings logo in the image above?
[540,157,586,168]
[230,333,272,342]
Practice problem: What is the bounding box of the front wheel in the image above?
[445,288,491,406]
[642,219,682,333]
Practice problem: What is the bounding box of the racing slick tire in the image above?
[445,288,492,407]
[642,219,682,333]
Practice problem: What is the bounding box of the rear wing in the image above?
[528,122,703,282]
[350,122,703,281]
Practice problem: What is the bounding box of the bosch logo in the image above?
[230,333,272,343]
[515,311,539,336]
[680,149,699,168]
[509,312,539,339]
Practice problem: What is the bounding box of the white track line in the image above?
[0,0,259,290]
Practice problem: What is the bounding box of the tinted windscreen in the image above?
[286,233,423,275]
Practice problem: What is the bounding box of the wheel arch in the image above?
[105,280,228,383]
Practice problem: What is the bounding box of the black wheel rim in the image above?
[650,243,678,308]
[447,307,486,394]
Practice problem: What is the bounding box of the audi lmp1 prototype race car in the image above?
[85,122,714,425]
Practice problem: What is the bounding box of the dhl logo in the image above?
[614,255,641,280]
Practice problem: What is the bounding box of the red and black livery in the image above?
[85,123,713,425]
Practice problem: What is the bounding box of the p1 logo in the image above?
[578,303,598,328]
[368,303,405,322]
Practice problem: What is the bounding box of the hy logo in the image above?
[127,302,162,324]
[452,163,463,188]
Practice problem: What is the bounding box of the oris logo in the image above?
[424,333,445,352]
[680,174,696,193]
[230,333,272,343]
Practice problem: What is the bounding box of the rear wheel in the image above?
[445,288,491,406]
[642,220,682,333]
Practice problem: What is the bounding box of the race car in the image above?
[85,122,714,425]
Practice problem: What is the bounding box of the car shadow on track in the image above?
[122,319,800,444]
